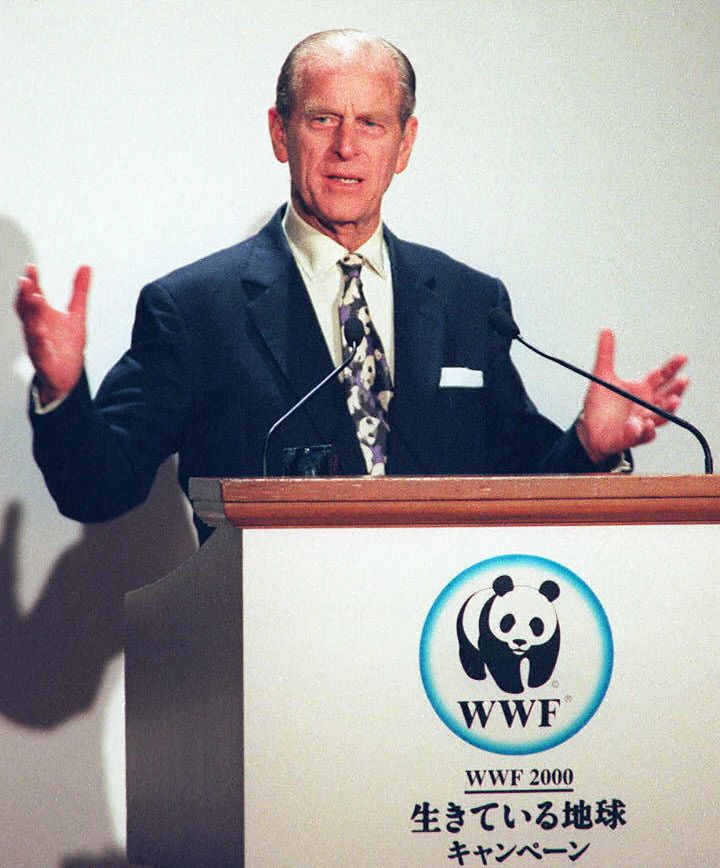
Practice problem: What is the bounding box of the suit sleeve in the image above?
[486,280,600,475]
[30,281,197,522]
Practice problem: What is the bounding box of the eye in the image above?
[309,114,339,129]
[358,118,386,136]
[499,614,515,633]
[530,617,544,637]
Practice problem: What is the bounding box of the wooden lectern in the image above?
[125,475,720,868]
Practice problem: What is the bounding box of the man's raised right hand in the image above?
[15,264,91,405]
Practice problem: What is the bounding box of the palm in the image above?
[15,264,90,401]
[577,330,688,464]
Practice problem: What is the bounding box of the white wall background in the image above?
[0,1,717,865]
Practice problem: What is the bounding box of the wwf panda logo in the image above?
[456,574,561,694]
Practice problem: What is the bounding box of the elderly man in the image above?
[16,29,687,541]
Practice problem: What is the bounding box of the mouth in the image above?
[326,174,362,185]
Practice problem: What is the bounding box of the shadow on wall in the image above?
[0,216,196,867]
[61,851,148,868]
[0,458,196,727]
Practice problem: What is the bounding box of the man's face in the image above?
[269,50,417,248]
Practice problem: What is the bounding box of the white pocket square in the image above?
[439,367,484,388]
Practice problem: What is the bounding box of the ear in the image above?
[539,580,560,602]
[268,106,289,164]
[493,574,514,596]
[394,116,418,175]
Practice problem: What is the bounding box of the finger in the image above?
[16,263,46,314]
[652,404,679,427]
[656,375,690,400]
[645,375,690,411]
[15,276,32,310]
[636,380,688,426]
[648,381,690,426]
[645,354,688,390]
[24,263,42,293]
[592,329,615,380]
[68,264,91,316]
[15,277,48,322]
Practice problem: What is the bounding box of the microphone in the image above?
[340,315,365,352]
[488,307,713,474]
[261,316,365,476]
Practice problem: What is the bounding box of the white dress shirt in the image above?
[282,202,395,379]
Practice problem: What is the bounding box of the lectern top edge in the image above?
[189,474,720,530]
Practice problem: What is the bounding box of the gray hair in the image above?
[275,29,416,126]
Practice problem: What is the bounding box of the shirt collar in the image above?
[283,201,386,281]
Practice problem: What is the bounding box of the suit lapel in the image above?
[385,229,446,473]
[244,211,365,473]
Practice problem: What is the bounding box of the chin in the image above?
[314,184,374,212]
[317,202,375,229]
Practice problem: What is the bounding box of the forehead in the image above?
[295,48,402,117]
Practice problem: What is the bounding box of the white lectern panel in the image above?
[242,524,718,868]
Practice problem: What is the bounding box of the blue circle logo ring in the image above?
[419,554,613,755]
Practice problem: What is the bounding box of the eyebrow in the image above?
[303,104,334,115]
[303,104,396,123]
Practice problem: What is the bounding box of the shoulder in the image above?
[154,210,286,297]
[161,241,253,287]
[384,226,509,303]
[386,227,503,284]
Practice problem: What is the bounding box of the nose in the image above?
[513,639,527,647]
[333,121,358,160]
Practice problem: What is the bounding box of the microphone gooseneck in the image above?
[261,316,365,477]
[488,307,713,474]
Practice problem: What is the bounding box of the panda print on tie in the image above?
[338,254,394,475]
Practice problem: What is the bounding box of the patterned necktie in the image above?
[338,254,394,475]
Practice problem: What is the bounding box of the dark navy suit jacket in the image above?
[31,207,596,540]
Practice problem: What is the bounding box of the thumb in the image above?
[68,264,92,317]
[592,329,615,380]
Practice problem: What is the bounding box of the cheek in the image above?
[381,146,402,174]
[290,157,320,197]
[287,137,323,185]
[366,154,399,194]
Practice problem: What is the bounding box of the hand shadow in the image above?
[60,849,148,868]
[0,457,196,728]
